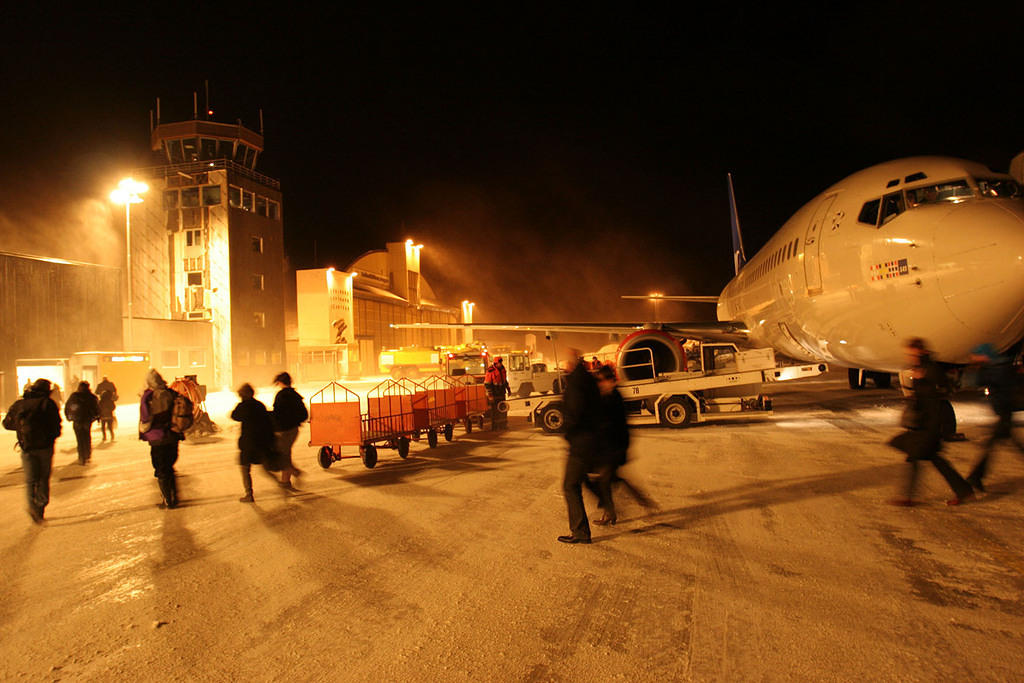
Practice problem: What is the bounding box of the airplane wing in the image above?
[391,321,748,341]
[621,295,720,304]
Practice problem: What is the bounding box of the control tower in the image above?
[128,110,286,389]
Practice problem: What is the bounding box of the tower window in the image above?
[267,200,279,220]
[253,312,266,328]
[165,139,184,164]
[251,236,263,253]
[251,274,264,291]
[185,229,202,247]
[200,138,217,161]
[163,190,179,210]
[242,191,253,211]
[181,187,200,208]
[255,195,267,217]
[217,139,234,160]
[182,138,199,162]
[228,185,241,208]
[186,271,203,286]
[201,185,221,206]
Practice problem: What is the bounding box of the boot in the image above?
[158,477,176,509]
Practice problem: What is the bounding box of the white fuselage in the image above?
[717,157,1024,372]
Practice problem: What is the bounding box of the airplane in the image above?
[396,156,1024,388]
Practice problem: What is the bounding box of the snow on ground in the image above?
[1,372,1023,681]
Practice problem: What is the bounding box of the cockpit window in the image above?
[858,198,880,225]
[880,191,905,225]
[905,179,973,206]
[977,177,1022,199]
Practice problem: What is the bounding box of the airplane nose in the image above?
[933,200,1024,348]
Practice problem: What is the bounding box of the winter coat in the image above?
[98,391,116,419]
[65,389,100,425]
[140,370,180,446]
[890,358,943,461]
[3,387,62,451]
[562,361,601,456]
[272,387,308,431]
[231,397,277,466]
[597,389,630,469]
[976,357,1018,417]
[96,379,118,403]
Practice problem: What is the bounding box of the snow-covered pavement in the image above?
[1,373,1023,680]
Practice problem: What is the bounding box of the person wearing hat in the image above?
[3,379,62,523]
[965,344,1024,492]
[64,381,100,464]
[271,371,307,490]
[484,356,511,430]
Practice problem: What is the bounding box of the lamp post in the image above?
[110,178,148,350]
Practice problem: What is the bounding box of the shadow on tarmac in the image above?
[592,463,907,543]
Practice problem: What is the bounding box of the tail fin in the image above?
[728,173,747,275]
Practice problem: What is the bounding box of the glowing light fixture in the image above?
[110,177,148,350]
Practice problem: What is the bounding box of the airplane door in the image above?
[803,194,837,295]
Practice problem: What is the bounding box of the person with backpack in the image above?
[272,372,307,491]
[139,369,190,509]
[65,381,100,464]
[3,378,62,523]
[231,383,279,503]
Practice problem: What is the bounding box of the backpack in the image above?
[171,392,195,434]
[4,398,53,451]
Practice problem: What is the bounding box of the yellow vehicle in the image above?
[378,346,441,379]
[440,343,490,383]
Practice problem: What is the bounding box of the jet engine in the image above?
[614,330,687,380]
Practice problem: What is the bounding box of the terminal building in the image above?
[294,241,463,379]
[127,114,287,389]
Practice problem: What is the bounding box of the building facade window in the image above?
[251,236,263,253]
[253,312,265,328]
[162,350,180,367]
[186,271,203,286]
[164,189,179,209]
[242,191,253,211]
[267,200,279,220]
[181,187,200,208]
[185,228,202,247]
[201,185,221,206]
[251,274,264,291]
[255,195,267,216]
[229,185,242,208]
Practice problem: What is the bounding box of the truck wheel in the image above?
[397,437,410,459]
[361,444,378,468]
[659,397,692,428]
[552,379,563,394]
[539,404,566,433]
[443,423,454,441]
[517,383,533,398]
[464,417,473,433]
[427,429,438,448]
[391,366,405,380]
[318,445,334,469]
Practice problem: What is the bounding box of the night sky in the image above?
[1,6,1022,324]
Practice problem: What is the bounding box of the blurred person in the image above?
[98,389,116,441]
[558,350,601,544]
[888,338,974,506]
[231,383,279,503]
[484,356,511,430]
[589,365,658,526]
[3,379,62,523]
[590,356,602,371]
[96,376,119,429]
[964,344,1024,492]
[49,383,63,413]
[64,381,100,464]
[140,370,185,509]
[272,372,307,491]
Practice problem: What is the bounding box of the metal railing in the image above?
[133,159,280,190]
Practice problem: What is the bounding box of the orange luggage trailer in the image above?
[450,375,490,433]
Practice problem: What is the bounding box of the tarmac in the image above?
[1,372,1023,681]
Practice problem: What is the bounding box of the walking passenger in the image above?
[98,389,116,441]
[272,372,307,491]
[3,379,62,523]
[140,370,184,509]
[96,376,119,430]
[558,351,601,544]
[590,366,657,525]
[965,344,1024,492]
[64,381,100,464]
[231,383,278,503]
[889,338,974,506]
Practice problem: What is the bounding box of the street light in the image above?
[649,292,663,322]
[110,178,148,350]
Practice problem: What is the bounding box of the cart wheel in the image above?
[464,418,473,433]
[443,423,454,441]
[427,429,438,448]
[397,437,410,459]
[360,444,378,469]
[476,415,485,429]
[411,431,421,441]
[318,445,334,469]
[539,404,566,434]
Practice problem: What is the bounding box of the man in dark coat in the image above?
[3,379,62,523]
[889,338,974,506]
[65,381,100,464]
[96,376,119,431]
[231,383,278,503]
[965,344,1024,492]
[558,351,601,544]
[272,372,307,491]
[140,369,184,509]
